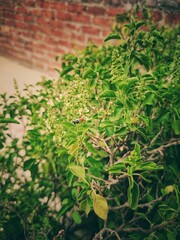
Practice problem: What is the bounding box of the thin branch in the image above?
[109,202,129,210]
[146,138,180,155]
[93,227,121,240]
[149,128,163,146]
[138,197,163,209]
[122,220,178,233]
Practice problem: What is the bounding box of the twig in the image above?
[93,227,121,240]
[149,128,163,146]
[146,138,180,155]
[109,202,129,210]
[138,197,163,209]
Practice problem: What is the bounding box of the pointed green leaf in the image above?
[172,120,180,135]
[83,68,97,79]
[135,162,163,171]
[57,201,73,218]
[85,142,97,155]
[72,211,82,224]
[68,143,79,156]
[135,21,145,30]
[0,118,19,124]
[61,66,73,77]
[69,165,85,179]
[99,90,116,99]
[80,199,91,216]
[104,33,121,42]
[128,177,139,210]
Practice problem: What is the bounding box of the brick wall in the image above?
[0,0,179,74]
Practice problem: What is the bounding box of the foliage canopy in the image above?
[0,12,180,240]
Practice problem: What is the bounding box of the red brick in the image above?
[16,7,27,14]
[25,1,36,7]
[40,27,52,35]
[3,11,14,19]
[57,39,72,49]
[37,17,46,25]
[107,7,125,16]
[53,47,67,55]
[43,10,53,19]
[34,43,52,51]
[50,20,59,28]
[93,17,112,27]
[58,22,80,31]
[71,14,91,23]
[71,32,85,43]
[52,2,67,10]
[57,12,72,21]
[24,15,34,22]
[29,24,40,32]
[87,6,105,15]
[82,26,100,35]
[15,14,24,21]
[42,2,50,9]
[15,22,26,28]
[4,6,14,12]
[67,4,85,14]
[6,19,15,26]
[54,30,70,39]
[31,8,42,17]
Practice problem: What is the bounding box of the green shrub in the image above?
[0,15,180,240]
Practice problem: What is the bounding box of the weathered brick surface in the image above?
[0,0,179,73]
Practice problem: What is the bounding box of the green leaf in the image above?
[139,114,149,126]
[85,142,96,155]
[57,201,73,218]
[134,143,141,157]
[106,162,125,174]
[68,143,79,156]
[135,162,163,171]
[80,199,91,216]
[30,163,39,180]
[104,33,121,42]
[100,120,113,128]
[92,194,108,220]
[144,92,155,105]
[128,177,139,210]
[72,211,82,224]
[135,21,145,30]
[69,165,85,180]
[99,90,116,99]
[0,142,4,149]
[0,118,19,124]
[61,66,73,77]
[172,120,180,135]
[116,127,127,136]
[24,159,35,170]
[105,126,114,136]
[83,68,97,79]
[110,106,123,121]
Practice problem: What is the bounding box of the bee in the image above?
[73,119,80,124]
[73,117,86,124]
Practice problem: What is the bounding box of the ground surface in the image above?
[0,56,49,95]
